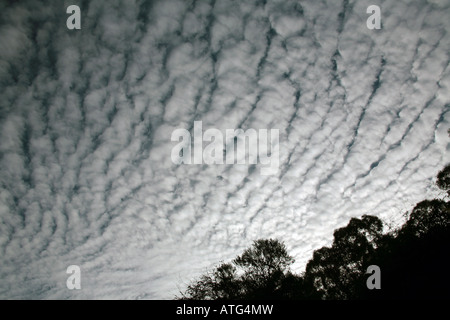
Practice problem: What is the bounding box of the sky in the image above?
[0,0,449,299]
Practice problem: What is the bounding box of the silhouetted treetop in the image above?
[178,165,450,300]
[233,239,294,276]
[437,164,450,195]
[304,215,384,299]
[401,199,449,238]
[178,238,299,300]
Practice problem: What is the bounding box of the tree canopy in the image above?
[178,164,450,300]
[178,239,299,300]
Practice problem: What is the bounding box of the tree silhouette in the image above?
[303,215,384,299]
[180,263,242,300]
[437,164,450,195]
[178,164,450,300]
[233,239,295,299]
[362,204,449,299]
[363,185,450,299]
[178,239,300,300]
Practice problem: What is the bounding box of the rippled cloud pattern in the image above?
[0,0,449,299]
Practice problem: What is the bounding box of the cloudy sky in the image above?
[0,0,449,299]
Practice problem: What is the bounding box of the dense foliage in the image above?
[178,164,450,299]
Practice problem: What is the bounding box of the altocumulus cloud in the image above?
[0,0,449,299]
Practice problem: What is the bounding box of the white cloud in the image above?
[0,0,449,300]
